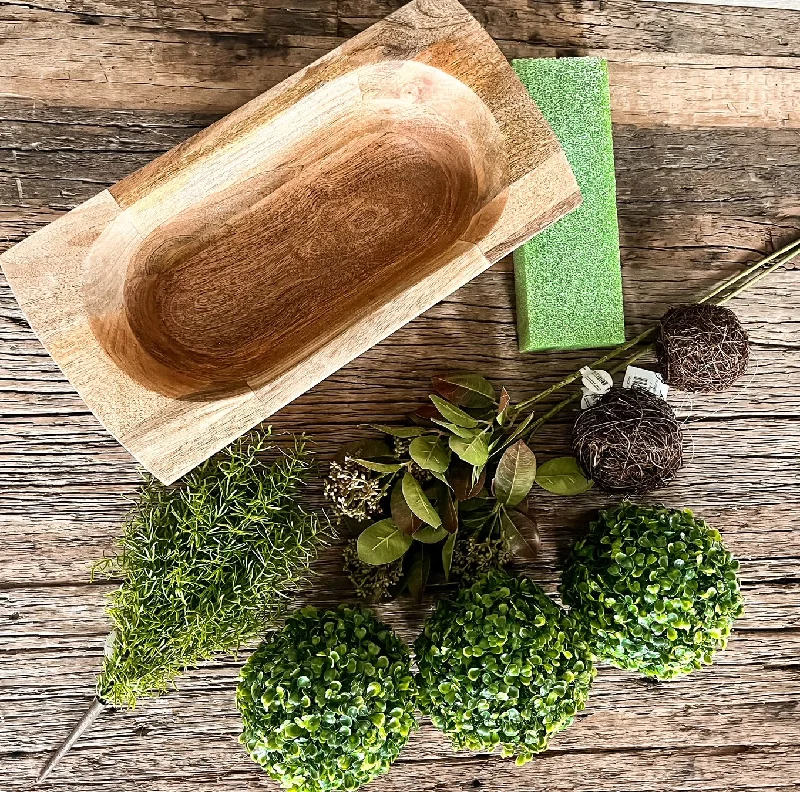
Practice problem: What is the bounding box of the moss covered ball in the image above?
[414,570,595,764]
[237,605,416,792]
[561,502,744,679]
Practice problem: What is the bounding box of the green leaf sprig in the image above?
[325,374,591,600]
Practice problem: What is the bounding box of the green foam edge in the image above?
[512,57,625,352]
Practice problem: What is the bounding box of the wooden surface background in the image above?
[1,1,799,790]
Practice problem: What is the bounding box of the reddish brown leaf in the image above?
[439,488,459,534]
[498,387,511,414]
[414,404,441,422]
[431,373,495,408]
[468,465,487,500]
[501,509,541,560]
[447,459,473,501]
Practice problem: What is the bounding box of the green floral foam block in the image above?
[512,57,625,352]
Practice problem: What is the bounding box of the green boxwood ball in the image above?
[414,570,595,764]
[561,502,744,680]
[237,605,417,792]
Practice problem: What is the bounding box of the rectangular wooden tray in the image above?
[0,0,580,483]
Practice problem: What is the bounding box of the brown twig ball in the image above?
[572,387,683,495]
[657,304,750,393]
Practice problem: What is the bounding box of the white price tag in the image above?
[579,367,613,409]
[623,366,669,400]
[581,392,602,410]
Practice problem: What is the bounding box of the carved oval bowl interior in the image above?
[83,60,509,398]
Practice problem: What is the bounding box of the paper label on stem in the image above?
[623,365,669,400]
[580,366,613,409]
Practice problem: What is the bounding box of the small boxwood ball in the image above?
[561,503,744,680]
[237,605,416,792]
[414,570,595,764]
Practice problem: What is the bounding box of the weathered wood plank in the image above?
[0,3,798,123]
[1,54,798,127]
[0,400,797,516]
[4,716,800,791]
[4,123,798,236]
[4,623,798,686]
[1,1,798,790]
[4,685,800,760]
[3,547,798,651]
[2,497,798,584]
[0,339,798,518]
[0,0,797,55]
[346,0,800,58]
[657,0,800,10]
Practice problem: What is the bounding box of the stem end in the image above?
[36,697,108,784]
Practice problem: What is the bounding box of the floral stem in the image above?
[715,250,795,305]
[699,236,800,305]
[526,344,654,438]
[515,238,799,438]
[511,326,655,415]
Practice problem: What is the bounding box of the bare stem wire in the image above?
[36,697,108,784]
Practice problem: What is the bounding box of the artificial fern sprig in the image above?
[96,432,322,706]
[38,430,325,782]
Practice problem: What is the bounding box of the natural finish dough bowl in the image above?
[85,61,509,399]
[0,0,581,483]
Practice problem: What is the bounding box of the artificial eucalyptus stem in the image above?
[514,238,800,438]
[37,697,108,784]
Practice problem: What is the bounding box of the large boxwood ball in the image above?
[237,605,416,792]
[561,502,744,679]
[414,570,595,764]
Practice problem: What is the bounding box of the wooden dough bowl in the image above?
[86,61,508,399]
[0,0,580,483]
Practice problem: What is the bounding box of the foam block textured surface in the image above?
[512,57,625,351]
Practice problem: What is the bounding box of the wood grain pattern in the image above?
[1,2,799,124]
[657,0,799,9]
[0,0,580,483]
[87,61,509,397]
[1,0,799,791]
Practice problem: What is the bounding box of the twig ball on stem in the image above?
[656,303,750,393]
[572,387,683,495]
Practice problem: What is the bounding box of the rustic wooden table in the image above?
[1,1,799,790]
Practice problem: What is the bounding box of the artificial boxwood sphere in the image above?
[561,502,744,679]
[414,570,595,764]
[237,605,416,792]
